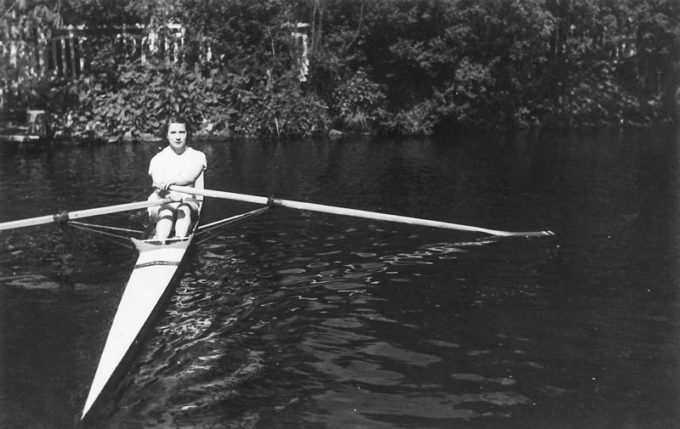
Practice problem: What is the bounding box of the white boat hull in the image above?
[81,235,196,418]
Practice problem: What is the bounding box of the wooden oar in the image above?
[170,185,554,238]
[0,198,173,232]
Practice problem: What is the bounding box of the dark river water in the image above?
[0,126,679,428]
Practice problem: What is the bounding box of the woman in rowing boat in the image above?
[148,116,207,239]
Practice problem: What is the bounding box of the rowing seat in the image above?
[131,237,191,252]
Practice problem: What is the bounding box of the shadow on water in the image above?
[1,126,680,428]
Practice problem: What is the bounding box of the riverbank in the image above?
[4,111,679,149]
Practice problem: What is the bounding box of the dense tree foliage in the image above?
[3,0,679,138]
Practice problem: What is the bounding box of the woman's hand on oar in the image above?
[169,185,554,238]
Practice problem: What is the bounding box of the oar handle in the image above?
[170,185,554,238]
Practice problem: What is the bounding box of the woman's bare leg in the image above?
[155,208,175,239]
[174,205,193,237]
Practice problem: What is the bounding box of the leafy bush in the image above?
[379,101,437,136]
[61,62,235,138]
[231,71,330,138]
[331,69,385,131]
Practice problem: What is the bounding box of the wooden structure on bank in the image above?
[0,108,49,143]
[0,20,186,110]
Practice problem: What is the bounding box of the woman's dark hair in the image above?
[162,116,193,140]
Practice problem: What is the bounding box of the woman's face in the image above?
[167,122,187,152]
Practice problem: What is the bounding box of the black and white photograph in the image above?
[0,1,678,428]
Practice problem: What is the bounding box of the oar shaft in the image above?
[0,198,173,232]
[170,185,553,238]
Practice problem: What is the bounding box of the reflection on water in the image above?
[1,126,679,428]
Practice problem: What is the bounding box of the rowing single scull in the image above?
[79,197,204,419]
[77,191,271,419]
